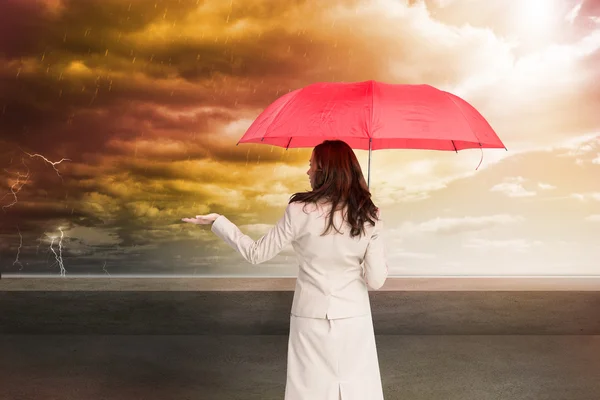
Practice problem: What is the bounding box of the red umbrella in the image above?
[237,81,506,188]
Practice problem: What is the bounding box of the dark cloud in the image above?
[0,0,202,58]
[1,0,598,275]
[0,0,54,58]
[0,0,454,168]
[0,202,91,231]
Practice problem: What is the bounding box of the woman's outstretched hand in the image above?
[181,213,221,225]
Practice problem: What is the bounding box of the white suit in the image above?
[211,200,388,399]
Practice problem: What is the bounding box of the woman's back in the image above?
[289,200,387,320]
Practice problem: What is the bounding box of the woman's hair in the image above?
[289,140,379,238]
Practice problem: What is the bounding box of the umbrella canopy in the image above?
[237,81,506,187]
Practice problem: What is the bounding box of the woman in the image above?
[182,139,388,399]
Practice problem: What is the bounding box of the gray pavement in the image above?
[1,287,599,399]
[1,335,599,400]
[2,291,600,334]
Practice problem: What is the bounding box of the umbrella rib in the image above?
[367,81,374,188]
[263,90,302,141]
[442,91,482,148]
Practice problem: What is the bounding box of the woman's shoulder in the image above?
[288,199,329,214]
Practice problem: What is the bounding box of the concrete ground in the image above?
[1,279,598,399]
[2,334,599,400]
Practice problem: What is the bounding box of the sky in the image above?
[0,0,599,276]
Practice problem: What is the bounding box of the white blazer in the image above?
[210,201,388,319]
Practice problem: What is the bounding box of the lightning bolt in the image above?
[1,158,30,211]
[2,148,72,275]
[102,261,111,277]
[36,234,44,254]
[2,149,70,210]
[12,226,24,271]
[48,228,67,277]
[21,148,71,182]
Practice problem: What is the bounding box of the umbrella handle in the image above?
[367,138,372,190]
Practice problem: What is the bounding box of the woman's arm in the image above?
[210,204,297,265]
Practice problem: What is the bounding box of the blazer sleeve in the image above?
[363,211,388,290]
[210,203,297,265]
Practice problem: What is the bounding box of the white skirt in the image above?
[284,313,385,400]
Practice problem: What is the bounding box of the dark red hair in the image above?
[289,140,379,238]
